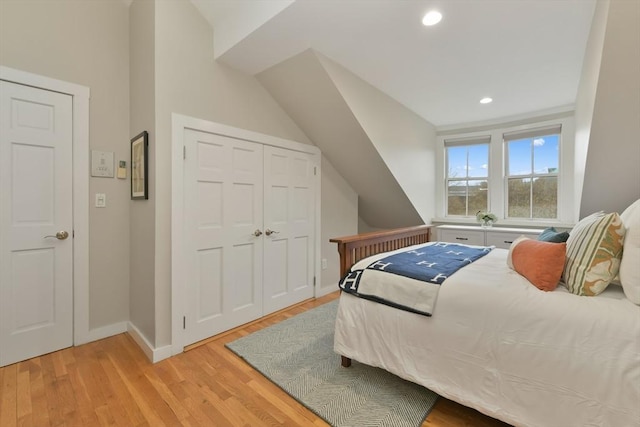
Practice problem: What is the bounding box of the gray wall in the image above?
[0,0,131,331]
[129,0,157,345]
[580,0,640,216]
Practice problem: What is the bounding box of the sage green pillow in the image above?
[564,212,625,296]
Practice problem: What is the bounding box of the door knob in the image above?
[265,229,279,236]
[253,229,263,237]
[44,231,69,240]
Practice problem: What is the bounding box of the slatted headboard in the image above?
[329,225,432,278]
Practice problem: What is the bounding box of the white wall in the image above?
[0,0,131,332]
[152,0,353,347]
[319,155,358,294]
[580,0,640,216]
[574,0,609,219]
[317,55,437,225]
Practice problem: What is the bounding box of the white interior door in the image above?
[0,81,73,367]
[183,129,264,346]
[263,146,315,314]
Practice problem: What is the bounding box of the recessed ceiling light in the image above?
[422,11,442,26]
[480,97,493,104]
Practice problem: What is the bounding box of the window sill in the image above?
[431,217,574,230]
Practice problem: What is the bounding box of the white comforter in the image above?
[334,246,640,427]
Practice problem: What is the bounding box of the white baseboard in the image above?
[76,321,127,346]
[316,283,338,297]
[127,322,173,363]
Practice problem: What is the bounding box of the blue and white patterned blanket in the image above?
[338,242,493,316]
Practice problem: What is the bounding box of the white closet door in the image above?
[183,129,263,346]
[263,146,315,314]
[0,81,73,367]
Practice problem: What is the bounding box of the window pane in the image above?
[532,177,558,218]
[508,178,531,217]
[533,134,559,174]
[468,145,488,178]
[447,146,468,178]
[447,181,467,215]
[508,139,531,176]
[468,180,488,214]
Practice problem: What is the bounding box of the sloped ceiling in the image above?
[193,0,597,128]
[189,0,599,228]
[257,50,424,228]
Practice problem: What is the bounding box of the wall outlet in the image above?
[321,258,328,269]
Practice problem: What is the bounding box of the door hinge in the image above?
[183,146,186,159]
[314,166,317,176]
[183,316,186,329]
[313,276,316,287]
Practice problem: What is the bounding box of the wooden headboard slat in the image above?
[330,225,432,278]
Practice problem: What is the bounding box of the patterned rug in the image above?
[225,300,439,427]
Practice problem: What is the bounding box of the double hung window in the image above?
[444,136,490,216]
[504,125,561,219]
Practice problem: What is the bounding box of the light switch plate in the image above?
[95,193,106,208]
[91,150,114,177]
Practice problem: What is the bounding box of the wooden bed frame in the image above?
[330,225,432,367]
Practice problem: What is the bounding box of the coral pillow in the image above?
[507,236,566,291]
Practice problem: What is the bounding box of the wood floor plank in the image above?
[0,291,510,427]
[0,364,17,427]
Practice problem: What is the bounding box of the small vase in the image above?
[481,220,493,229]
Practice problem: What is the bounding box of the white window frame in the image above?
[504,124,562,220]
[435,114,576,227]
[444,135,491,217]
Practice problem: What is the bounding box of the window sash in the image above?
[504,126,561,219]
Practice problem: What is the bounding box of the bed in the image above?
[330,212,640,427]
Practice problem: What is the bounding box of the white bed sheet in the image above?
[334,247,640,427]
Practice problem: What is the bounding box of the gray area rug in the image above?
[225,300,439,427]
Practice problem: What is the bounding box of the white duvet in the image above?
[334,246,640,427]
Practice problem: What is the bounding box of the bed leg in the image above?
[341,356,352,368]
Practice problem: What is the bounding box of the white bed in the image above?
[333,236,640,426]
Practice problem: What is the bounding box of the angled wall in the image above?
[580,0,640,216]
[257,49,432,229]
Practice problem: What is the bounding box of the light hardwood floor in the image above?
[0,291,511,427]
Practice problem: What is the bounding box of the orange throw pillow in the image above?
[511,238,566,291]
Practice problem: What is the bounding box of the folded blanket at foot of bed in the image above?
[338,242,493,316]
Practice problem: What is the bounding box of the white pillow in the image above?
[619,199,640,304]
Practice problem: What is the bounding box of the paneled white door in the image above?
[263,146,315,314]
[0,81,73,367]
[183,129,264,345]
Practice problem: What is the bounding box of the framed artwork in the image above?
[131,131,148,200]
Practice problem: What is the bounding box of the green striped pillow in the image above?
[564,212,625,296]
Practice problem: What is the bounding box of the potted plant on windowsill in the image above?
[476,211,498,228]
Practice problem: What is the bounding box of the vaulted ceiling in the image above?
[188,0,598,228]
[192,0,596,128]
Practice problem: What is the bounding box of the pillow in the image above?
[507,236,566,291]
[537,227,569,243]
[564,211,625,296]
[619,199,640,304]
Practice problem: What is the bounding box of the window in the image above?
[504,125,561,219]
[445,136,490,216]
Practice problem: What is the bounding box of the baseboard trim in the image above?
[127,322,173,363]
[76,321,127,346]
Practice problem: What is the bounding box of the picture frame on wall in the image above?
[131,131,148,200]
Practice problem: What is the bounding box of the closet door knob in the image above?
[253,229,263,237]
[265,229,279,236]
[44,231,69,240]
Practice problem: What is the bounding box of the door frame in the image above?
[171,113,321,356]
[0,66,90,346]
